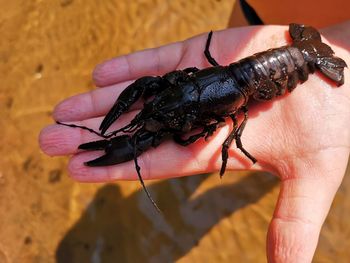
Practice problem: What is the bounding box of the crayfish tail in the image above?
[289,23,321,42]
[317,56,347,86]
[289,23,347,86]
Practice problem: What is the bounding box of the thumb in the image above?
[266,159,346,263]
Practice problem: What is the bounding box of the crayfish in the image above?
[58,24,347,211]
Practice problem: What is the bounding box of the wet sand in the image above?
[0,0,349,262]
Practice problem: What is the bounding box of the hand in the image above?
[39,24,350,263]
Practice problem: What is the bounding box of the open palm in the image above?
[39,25,350,263]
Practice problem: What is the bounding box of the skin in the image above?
[39,23,350,263]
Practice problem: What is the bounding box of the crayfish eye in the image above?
[144,119,163,132]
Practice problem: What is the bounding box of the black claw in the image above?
[82,135,135,167]
[84,149,135,167]
[84,151,132,167]
[78,139,110,151]
[99,103,124,135]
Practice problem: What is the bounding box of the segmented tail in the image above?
[289,23,347,86]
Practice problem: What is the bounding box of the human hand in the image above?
[39,25,350,262]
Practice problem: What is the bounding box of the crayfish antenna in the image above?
[134,156,162,213]
[56,121,109,138]
[133,137,162,213]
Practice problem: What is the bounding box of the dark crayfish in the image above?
[59,23,347,211]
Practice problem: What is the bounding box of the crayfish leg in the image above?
[220,114,238,177]
[173,123,219,146]
[220,108,256,177]
[234,107,257,164]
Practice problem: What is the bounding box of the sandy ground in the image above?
[0,1,349,262]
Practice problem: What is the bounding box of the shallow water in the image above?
[0,1,349,262]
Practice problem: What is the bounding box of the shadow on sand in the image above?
[56,171,278,263]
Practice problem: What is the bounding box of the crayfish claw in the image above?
[78,139,110,151]
[99,76,165,135]
[99,103,124,135]
[84,152,129,167]
[79,135,136,166]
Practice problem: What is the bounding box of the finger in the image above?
[39,111,139,156]
[93,41,185,87]
[67,125,264,182]
[53,80,134,122]
[267,154,348,263]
